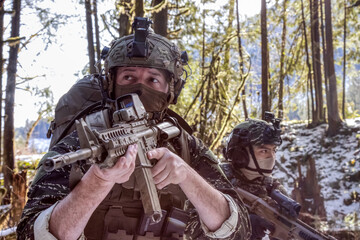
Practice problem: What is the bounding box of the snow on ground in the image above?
[273,118,360,230]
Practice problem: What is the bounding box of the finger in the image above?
[152,163,171,185]
[156,173,173,189]
[125,144,138,161]
[147,147,167,161]
[115,144,137,169]
[151,157,166,177]
[148,148,168,176]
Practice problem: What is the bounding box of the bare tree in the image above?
[261,0,269,119]
[301,0,314,123]
[320,0,329,123]
[278,0,288,118]
[342,1,347,119]
[25,87,53,149]
[310,0,324,125]
[85,0,96,74]
[324,0,343,136]
[93,0,101,71]
[235,0,248,119]
[0,3,4,167]
[3,0,21,203]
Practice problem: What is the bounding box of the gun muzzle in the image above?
[43,148,95,172]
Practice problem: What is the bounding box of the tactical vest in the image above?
[82,118,191,240]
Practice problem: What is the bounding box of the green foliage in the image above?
[17,158,40,171]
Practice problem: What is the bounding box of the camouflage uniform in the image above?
[17,126,251,239]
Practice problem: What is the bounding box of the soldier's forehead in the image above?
[254,144,277,149]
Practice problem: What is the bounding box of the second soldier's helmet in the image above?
[223,118,282,168]
[102,17,188,104]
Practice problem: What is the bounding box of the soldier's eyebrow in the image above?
[120,68,137,73]
[258,145,273,151]
[148,69,164,77]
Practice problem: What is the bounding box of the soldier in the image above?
[222,115,286,240]
[16,18,250,240]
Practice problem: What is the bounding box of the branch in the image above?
[3,36,25,46]
[145,0,168,13]
[347,0,360,8]
[19,19,55,52]
[16,74,46,86]
[100,14,117,39]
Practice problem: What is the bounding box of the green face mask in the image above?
[114,83,170,114]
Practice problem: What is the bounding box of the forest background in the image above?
[0,0,359,239]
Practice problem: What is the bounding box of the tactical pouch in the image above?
[162,207,189,238]
[102,206,142,239]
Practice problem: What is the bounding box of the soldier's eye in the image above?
[124,75,134,81]
[151,78,160,83]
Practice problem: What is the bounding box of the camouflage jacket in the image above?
[220,162,288,198]
[17,130,251,240]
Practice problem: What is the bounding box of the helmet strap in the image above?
[168,76,175,104]
[245,145,274,175]
[96,74,114,105]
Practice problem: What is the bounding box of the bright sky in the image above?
[14,0,262,128]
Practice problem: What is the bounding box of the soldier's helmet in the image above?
[102,17,188,104]
[223,118,282,167]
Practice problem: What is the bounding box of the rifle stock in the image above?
[235,187,337,240]
[43,93,181,224]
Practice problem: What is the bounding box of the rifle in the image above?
[43,93,181,224]
[236,187,337,240]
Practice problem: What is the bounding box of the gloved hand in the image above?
[250,213,275,240]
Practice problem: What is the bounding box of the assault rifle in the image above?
[236,187,337,240]
[43,93,181,224]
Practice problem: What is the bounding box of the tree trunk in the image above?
[261,0,269,119]
[342,1,347,120]
[310,0,324,124]
[85,0,96,74]
[135,0,144,18]
[325,0,343,136]
[199,8,206,139]
[301,0,314,123]
[93,0,101,71]
[235,0,248,119]
[117,0,131,37]
[3,0,21,204]
[0,5,4,167]
[278,0,287,118]
[320,0,329,122]
[294,156,327,226]
[152,0,168,37]
[11,170,27,224]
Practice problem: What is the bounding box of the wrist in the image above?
[86,165,116,188]
[178,165,196,188]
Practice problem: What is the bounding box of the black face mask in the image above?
[114,83,170,114]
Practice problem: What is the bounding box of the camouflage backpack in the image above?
[47,74,104,149]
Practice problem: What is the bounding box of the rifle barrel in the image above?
[43,146,102,171]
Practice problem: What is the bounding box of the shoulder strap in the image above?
[167,109,193,135]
